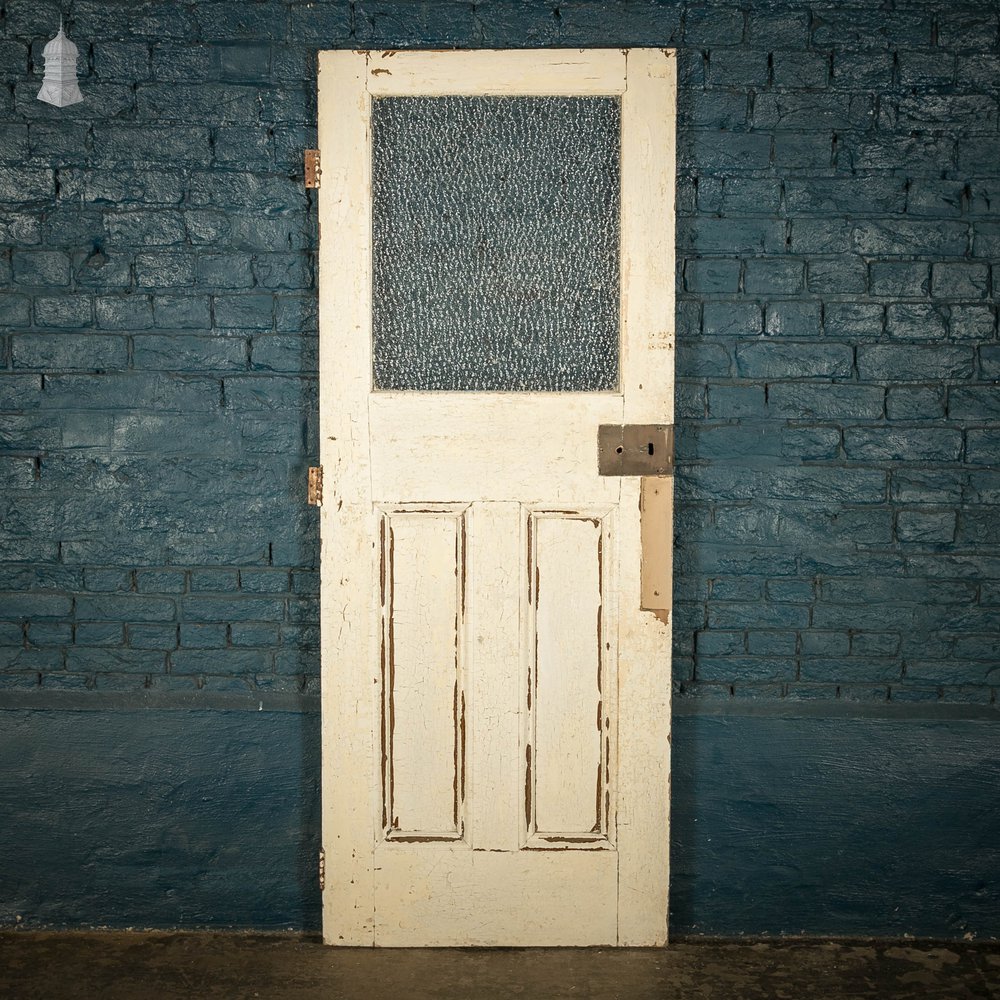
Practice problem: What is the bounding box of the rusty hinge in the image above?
[318,848,326,892]
[308,466,323,506]
[305,148,321,189]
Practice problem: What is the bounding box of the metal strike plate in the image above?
[598,424,674,476]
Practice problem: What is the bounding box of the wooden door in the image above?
[318,49,676,947]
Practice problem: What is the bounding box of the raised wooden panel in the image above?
[524,509,616,848]
[379,506,468,841]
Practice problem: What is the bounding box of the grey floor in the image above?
[0,932,997,999]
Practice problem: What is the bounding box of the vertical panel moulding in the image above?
[523,508,616,849]
[379,506,468,842]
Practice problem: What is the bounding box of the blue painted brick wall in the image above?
[0,0,999,934]
[2,0,995,706]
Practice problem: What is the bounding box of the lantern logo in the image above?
[37,20,83,108]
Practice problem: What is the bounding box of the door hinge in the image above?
[308,466,324,506]
[318,849,326,892]
[305,148,321,189]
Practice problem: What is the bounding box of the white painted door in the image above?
[318,49,676,947]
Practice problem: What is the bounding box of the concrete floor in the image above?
[0,933,997,1000]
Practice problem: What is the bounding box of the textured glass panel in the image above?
[372,96,620,392]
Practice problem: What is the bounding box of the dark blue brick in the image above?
[681,131,771,172]
[0,167,53,203]
[886,386,946,421]
[967,430,1000,467]
[781,426,841,461]
[707,386,765,419]
[682,218,786,255]
[189,569,240,593]
[765,301,821,338]
[890,471,964,505]
[898,51,957,88]
[0,124,29,162]
[33,297,93,329]
[28,123,89,165]
[214,127,272,167]
[869,262,929,298]
[886,304,948,341]
[844,427,963,463]
[95,295,154,331]
[0,294,31,326]
[105,211,186,247]
[11,334,128,372]
[684,6,745,45]
[851,220,969,258]
[189,173,305,213]
[973,224,1000,258]
[807,259,866,295]
[771,51,828,89]
[721,178,781,215]
[354,0,478,46]
[178,623,227,648]
[251,254,312,290]
[897,510,957,544]
[214,294,274,330]
[813,8,932,47]
[931,263,990,301]
[906,180,965,219]
[180,596,284,623]
[937,9,1000,49]
[857,345,974,382]
[898,95,998,132]
[196,253,254,289]
[736,342,852,379]
[772,131,833,170]
[683,258,740,295]
[754,93,872,131]
[214,43,271,81]
[746,631,797,656]
[135,252,196,289]
[800,631,849,656]
[133,334,247,372]
[93,125,213,165]
[26,622,72,646]
[152,296,212,330]
[708,50,767,89]
[708,602,809,630]
[126,624,178,650]
[94,41,152,82]
[680,91,749,130]
[949,386,1000,420]
[697,658,792,683]
[786,178,906,216]
[195,1,288,40]
[231,622,279,647]
[702,301,761,338]
[12,250,70,286]
[743,259,803,295]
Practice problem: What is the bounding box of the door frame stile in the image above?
[616,48,677,947]
[318,49,378,946]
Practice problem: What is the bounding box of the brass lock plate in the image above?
[598,424,674,476]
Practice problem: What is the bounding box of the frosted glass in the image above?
[371,95,620,392]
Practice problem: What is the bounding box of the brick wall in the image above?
[2,0,997,706]
[0,0,998,934]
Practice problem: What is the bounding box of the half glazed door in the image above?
[318,48,676,947]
